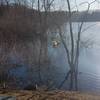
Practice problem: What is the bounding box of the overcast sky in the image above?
[2,0,100,11]
[53,0,100,11]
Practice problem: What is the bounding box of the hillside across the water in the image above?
[71,10,100,22]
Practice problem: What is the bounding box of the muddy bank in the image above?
[0,90,100,100]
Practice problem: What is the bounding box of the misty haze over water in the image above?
[10,22,100,93]
[48,22,100,92]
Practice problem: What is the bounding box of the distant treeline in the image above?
[0,3,99,50]
[0,3,68,65]
[0,4,67,42]
[71,11,100,22]
[0,4,47,64]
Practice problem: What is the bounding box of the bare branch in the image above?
[66,0,74,66]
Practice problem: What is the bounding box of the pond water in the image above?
[9,22,100,93]
[48,22,100,92]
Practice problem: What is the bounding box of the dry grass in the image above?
[0,89,100,100]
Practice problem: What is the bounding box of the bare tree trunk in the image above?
[37,0,42,84]
[70,70,73,90]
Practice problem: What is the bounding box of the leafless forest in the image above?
[0,0,99,92]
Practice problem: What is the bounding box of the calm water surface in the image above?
[10,22,100,93]
[48,22,100,92]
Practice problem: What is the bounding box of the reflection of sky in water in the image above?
[48,22,100,92]
[48,44,68,71]
[49,22,100,74]
[6,22,100,92]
